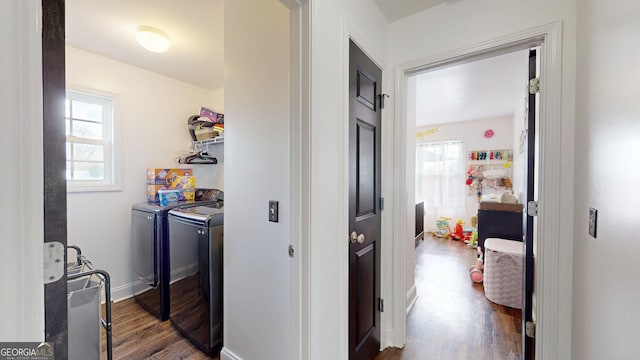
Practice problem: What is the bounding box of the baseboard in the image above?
[405,284,417,314]
[98,281,136,304]
[221,347,243,360]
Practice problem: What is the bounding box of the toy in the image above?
[469,247,484,283]
[466,229,478,248]
[433,217,452,238]
[451,219,474,241]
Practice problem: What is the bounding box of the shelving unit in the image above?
[193,137,224,152]
[467,149,513,196]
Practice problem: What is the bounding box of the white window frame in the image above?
[66,89,121,192]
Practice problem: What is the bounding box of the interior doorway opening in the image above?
[384,45,542,359]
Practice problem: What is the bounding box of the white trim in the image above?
[284,1,310,360]
[220,347,244,360]
[392,22,571,360]
[405,284,417,314]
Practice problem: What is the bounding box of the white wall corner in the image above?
[405,284,417,314]
[220,347,244,360]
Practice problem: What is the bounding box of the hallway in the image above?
[377,235,522,359]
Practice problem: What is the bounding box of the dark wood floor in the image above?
[102,234,519,359]
[101,299,219,360]
[376,235,522,360]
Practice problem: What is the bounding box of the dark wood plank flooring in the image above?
[101,298,219,360]
[101,234,519,359]
[376,234,522,360]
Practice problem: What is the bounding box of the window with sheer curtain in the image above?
[416,141,465,232]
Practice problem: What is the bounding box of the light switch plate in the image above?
[269,200,279,223]
[588,207,597,238]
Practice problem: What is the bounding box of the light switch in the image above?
[269,200,279,223]
[588,207,597,238]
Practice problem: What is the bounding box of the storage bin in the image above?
[68,277,101,360]
[483,237,523,309]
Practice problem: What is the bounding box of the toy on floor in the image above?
[465,229,478,248]
[469,247,484,283]
[450,219,474,241]
[433,217,452,238]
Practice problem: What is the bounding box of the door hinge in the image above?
[43,241,64,284]
[525,321,536,338]
[379,197,384,211]
[378,298,384,312]
[288,245,295,258]
[527,201,538,217]
[379,94,389,109]
[529,78,540,94]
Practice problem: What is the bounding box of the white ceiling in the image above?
[374,0,448,22]
[66,0,224,90]
[414,50,530,127]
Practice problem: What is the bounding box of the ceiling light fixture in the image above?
[135,26,171,53]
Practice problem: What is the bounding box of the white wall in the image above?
[222,1,291,359]
[388,0,576,357]
[0,0,44,341]
[573,1,640,358]
[307,0,389,357]
[65,46,223,300]
[415,116,515,227]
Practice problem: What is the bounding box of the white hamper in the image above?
[484,238,523,309]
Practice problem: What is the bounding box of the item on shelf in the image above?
[177,150,218,165]
[188,115,218,141]
[147,168,192,185]
[199,106,224,124]
[482,169,506,179]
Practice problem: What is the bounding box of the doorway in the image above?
[389,24,566,359]
[407,48,532,359]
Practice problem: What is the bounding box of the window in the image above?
[66,89,119,191]
[416,141,465,230]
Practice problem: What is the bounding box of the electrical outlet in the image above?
[588,207,597,238]
[269,200,279,223]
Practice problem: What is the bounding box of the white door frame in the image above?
[281,0,310,359]
[391,21,572,359]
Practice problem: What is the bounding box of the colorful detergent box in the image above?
[168,176,196,190]
[182,190,195,201]
[146,176,197,202]
[157,189,180,206]
[146,185,168,202]
[147,168,192,185]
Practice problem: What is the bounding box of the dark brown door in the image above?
[349,40,382,360]
[522,48,538,360]
[43,1,69,358]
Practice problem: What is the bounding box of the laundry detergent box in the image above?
[147,168,192,185]
[146,185,168,202]
[147,176,197,202]
[168,175,196,190]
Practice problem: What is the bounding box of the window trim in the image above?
[66,88,122,192]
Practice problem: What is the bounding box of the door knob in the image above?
[350,232,365,244]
